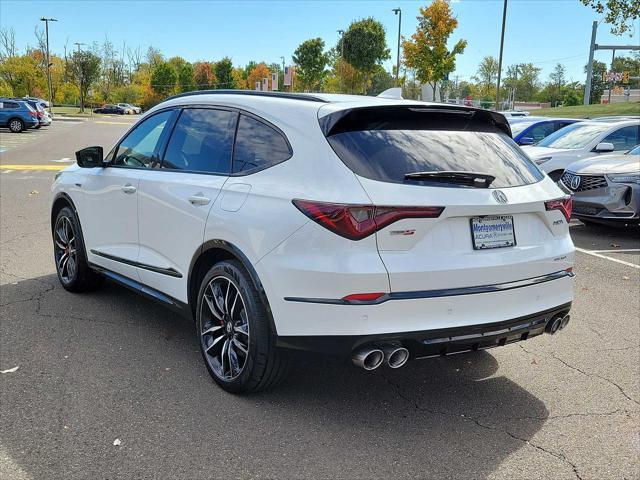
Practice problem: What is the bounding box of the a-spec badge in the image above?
[492,190,508,204]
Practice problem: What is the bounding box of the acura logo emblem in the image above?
[570,175,581,190]
[492,190,508,204]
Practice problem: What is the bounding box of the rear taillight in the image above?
[545,196,572,222]
[292,199,444,240]
[28,111,37,117]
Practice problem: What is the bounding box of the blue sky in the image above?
[1,0,637,84]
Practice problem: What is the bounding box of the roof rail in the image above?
[165,89,328,103]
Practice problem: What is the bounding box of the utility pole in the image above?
[583,20,598,105]
[74,42,86,112]
[40,17,57,113]
[337,29,344,93]
[392,8,402,84]
[280,56,285,91]
[495,0,508,110]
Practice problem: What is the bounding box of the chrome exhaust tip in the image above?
[559,314,570,330]
[545,315,564,335]
[352,347,384,371]
[382,345,410,368]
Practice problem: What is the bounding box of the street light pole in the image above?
[40,17,57,112]
[392,8,402,84]
[280,56,285,91]
[495,0,508,110]
[74,42,86,112]
[337,29,344,93]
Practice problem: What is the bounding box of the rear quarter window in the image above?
[232,114,291,174]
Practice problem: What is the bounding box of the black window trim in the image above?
[106,103,294,177]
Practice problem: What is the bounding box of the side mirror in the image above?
[75,146,104,168]
[519,137,535,146]
[594,142,614,153]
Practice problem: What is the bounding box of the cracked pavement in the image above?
[1,121,639,479]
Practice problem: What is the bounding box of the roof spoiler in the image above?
[319,105,512,138]
[377,87,403,100]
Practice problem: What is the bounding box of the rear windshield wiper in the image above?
[404,171,496,188]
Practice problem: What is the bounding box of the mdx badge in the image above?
[492,190,508,204]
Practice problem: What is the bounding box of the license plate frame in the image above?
[470,215,516,250]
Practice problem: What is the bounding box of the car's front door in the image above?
[81,109,175,280]
[136,107,237,302]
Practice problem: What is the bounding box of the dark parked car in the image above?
[93,104,126,114]
[510,118,580,146]
[0,98,39,132]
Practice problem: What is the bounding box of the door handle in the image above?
[122,184,136,194]
[188,194,211,206]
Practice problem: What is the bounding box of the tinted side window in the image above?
[232,114,291,174]
[162,108,236,174]
[113,110,172,168]
[3,102,19,109]
[527,122,555,142]
[603,125,639,151]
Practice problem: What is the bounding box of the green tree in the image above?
[293,38,328,91]
[151,62,177,97]
[70,49,101,112]
[338,18,390,93]
[502,63,541,101]
[369,65,395,95]
[402,0,467,100]
[580,0,639,35]
[214,57,235,89]
[586,60,607,104]
[612,54,640,89]
[471,55,498,100]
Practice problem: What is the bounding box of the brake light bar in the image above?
[292,199,444,240]
[545,197,572,222]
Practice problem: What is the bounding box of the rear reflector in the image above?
[292,199,444,240]
[342,292,386,302]
[545,197,572,222]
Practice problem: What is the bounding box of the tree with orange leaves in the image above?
[192,62,217,89]
[247,63,270,90]
[402,0,467,100]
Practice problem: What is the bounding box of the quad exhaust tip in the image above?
[546,314,570,335]
[352,345,410,370]
[352,347,385,370]
[381,345,410,369]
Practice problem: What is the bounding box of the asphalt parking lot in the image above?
[1,120,638,480]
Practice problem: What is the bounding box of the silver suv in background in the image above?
[560,145,640,226]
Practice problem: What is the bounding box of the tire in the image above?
[8,118,24,133]
[34,124,42,129]
[196,260,291,393]
[52,206,104,293]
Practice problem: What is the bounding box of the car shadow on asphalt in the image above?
[570,221,640,251]
[1,275,549,479]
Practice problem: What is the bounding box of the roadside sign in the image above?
[271,72,279,91]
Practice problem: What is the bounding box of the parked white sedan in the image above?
[117,103,142,114]
[523,119,640,181]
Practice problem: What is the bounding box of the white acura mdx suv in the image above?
[50,90,575,393]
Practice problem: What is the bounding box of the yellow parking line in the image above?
[0,164,65,171]
[94,121,132,125]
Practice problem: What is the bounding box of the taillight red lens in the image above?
[292,199,444,240]
[342,292,386,302]
[545,197,572,222]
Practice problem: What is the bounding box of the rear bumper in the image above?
[276,302,572,357]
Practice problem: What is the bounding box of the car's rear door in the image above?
[136,106,237,303]
[321,105,573,293]
[81,109,175,280]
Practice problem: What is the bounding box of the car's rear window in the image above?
[326,125,544,188]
